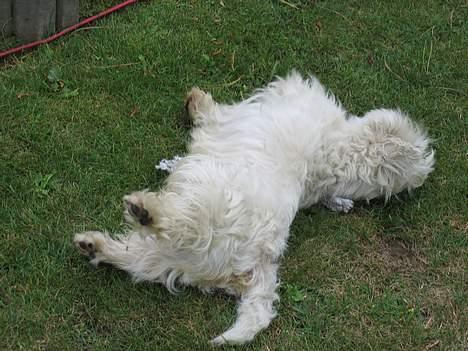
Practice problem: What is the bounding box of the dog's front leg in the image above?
[74,191,165,279]
[74,231,140,269]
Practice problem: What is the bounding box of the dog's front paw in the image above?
[123,192,152,226]
[74,231,105,260]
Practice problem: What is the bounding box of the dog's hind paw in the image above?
[123,192,152,226]
[210,331,252,346]
[210,335,239,346]
[322,197,354,213]
[210,336,226,346]
[185,87,214,125]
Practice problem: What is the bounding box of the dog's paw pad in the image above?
[79,240,94,251]
[123,193,152,226]
[74,232,102,258]
[129,203,151,225]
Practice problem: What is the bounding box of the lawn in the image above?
[0,1,466,350]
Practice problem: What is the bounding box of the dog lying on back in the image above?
[74,72,434,345]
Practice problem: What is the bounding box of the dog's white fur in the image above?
[74,72,434,344]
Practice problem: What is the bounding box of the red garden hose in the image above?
[0,0,138,60]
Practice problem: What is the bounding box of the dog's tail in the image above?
[346,109,435,200]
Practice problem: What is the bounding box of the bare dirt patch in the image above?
[362,236,428,275]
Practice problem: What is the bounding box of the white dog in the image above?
[74,72,434,345]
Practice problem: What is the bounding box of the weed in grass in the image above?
[31,173,57,197]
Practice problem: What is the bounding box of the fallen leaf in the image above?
[424,340,440,350]
[315,21,322,32]
[424,316,433,329]
[129,106,140,117]
[211,49,223,56]
[16,92,31,99]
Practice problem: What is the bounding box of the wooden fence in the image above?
[1,0,79,42]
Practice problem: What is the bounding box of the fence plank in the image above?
[56,0,79,31]
[0,0,13,37]
[13,0,56,42]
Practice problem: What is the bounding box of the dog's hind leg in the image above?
[211,264,279,345]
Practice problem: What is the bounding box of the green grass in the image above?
[1,1,466,350]
[80,0,124,18]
